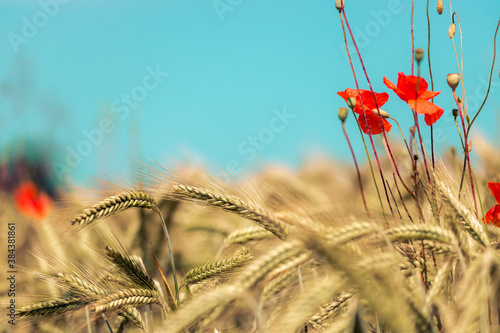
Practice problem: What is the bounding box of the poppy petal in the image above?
[407,99,443,116]
[419,90,441,100]
[488,182,500,204]
[358,113,392,135]
[373,92,389,109]
[338,89,388,115]
[424,107,444,125]
[14,181,52,221]
[383,76,408,102]
[484,204,500,227]
[397,72,428,100]
[337,89,356,101]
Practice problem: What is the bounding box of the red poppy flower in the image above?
[337,88,392,135]
[14,181,52,221]
[383,72,443,126]
[484,182,500,227]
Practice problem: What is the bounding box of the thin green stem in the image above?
[426,0,435,168]
[352,110,387,221]
[467,19,499,132]
[156,209,180,306]
[341,8,414,221]
[452,90,479,216]
[339,11,393,220]
[342,121,371,219]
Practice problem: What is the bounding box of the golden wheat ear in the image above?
[169,184,289,240]
[69,190,158,228]
[67,188,180,306]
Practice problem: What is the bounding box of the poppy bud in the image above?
[335,0,344,11]
[338,107,348,122]
[447,73,460,90]
[347,97,356,109]
[452,108,458,117]
[448,23,456,38]
[436,0,443,14]
[410,127,415,135]
[372,108,390,118]
[415,48,424,64]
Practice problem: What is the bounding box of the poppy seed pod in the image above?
[338,107,349,122]
[437,0,443,14]
[347,97,357,109]
[447,73,460,90]
[372,108,390,118]
[415,48,424,63]
[448,23,456,38]
[335,0,344,11]
[452,108,459,117]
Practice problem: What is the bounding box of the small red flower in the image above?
[337,88,392,135]
[383,72,444,126]
[14,181,52,221]
[484,182,500,227]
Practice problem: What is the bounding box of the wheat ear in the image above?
[17,297,93,317]
[225,226,275,244]
[171,184,289,240]
[167,241,303,332]
[119,306,146,331]
[70,191,180,306]
[185,248,252,284]
[435,179,489,246]
[57,272,106,295]
[58,272,146,330]
[386,224,456,245]
[70,190,157,227]
[93,289,159,313]
[308,291,354,329]
[104,246,157,291]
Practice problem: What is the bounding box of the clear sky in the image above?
[1,0,499,185]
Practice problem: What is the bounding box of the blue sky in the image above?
[1,0,499,185]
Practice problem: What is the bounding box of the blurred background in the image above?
[0,0,499,195]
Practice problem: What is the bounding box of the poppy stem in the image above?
[388,116,412,159]
[414,65,433,188]
[352,110,387,222]
[466,19,499,133]
[426,0,435,168]
[341,7,414,214]
[338,11,392,221]
[341,121,371,220]
[410,0,415,76]
[453,89,479,217]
